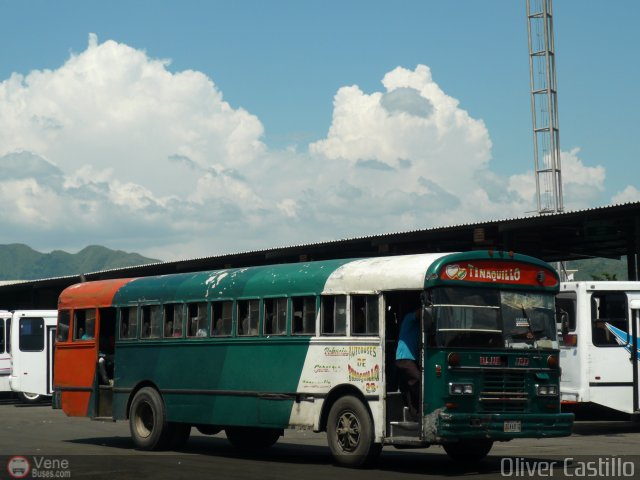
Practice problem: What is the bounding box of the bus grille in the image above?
[479,371,527,412]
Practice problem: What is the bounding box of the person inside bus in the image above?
[164,320,173,338]
[213,318,223,336]
[82,314,95,340]
[97,333,115,386]
[172,318,183,337]
[395,306,422,419]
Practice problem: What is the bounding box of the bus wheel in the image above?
[327,396,380,468]
[443,439,493,462]
[225,426,281,449]
[129,387,169,450]
[167,423,191,450]
[18,392,42,404]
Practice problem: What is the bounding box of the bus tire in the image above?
[443,439,493,462]
[225,426,281,449]
[18,392,42,404]
[129,387,169,450]
[326,395,380,468]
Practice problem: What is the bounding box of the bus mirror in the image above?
[558,310,569,335]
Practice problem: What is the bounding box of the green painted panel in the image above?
[112,338,310,426]
[112,258,354,305]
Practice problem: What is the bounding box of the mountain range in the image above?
[0,244,160,280]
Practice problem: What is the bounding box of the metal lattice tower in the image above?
[527,0,563,214]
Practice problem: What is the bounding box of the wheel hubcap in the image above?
[335,411,360,453]
[134,401,154,439]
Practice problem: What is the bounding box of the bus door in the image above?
[556,291,581,403]
[55,308,99,417]
[96,308,116,417]
[588,291,634,414]
[15,315,49,397]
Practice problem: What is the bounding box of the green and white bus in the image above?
[54,251,573,466]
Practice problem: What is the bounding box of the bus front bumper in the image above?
[431,411,574,441]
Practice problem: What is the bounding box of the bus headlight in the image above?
[536,384,558,396]
[449,383,474,395]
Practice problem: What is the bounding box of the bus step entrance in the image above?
[389,408,420,442]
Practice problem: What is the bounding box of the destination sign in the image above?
[440,260,558,287]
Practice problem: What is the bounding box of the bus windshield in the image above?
[431,287,558,350]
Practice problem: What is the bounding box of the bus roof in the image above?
[58,251,558,308]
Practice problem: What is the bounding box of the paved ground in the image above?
[2,395,640,479]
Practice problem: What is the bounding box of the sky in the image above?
[0,0,638,261]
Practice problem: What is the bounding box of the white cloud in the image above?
[0,39,615,260]
[0,33,265,199]
[612,186,640,204]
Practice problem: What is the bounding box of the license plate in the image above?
[504,420,521,433]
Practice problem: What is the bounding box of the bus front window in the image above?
[501,291,558,350]
[432,287,558,350]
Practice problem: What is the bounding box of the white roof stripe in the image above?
[322,253,452,294]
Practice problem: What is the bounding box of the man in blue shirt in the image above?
[395,307,422,418]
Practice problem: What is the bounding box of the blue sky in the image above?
[0,1,637,260]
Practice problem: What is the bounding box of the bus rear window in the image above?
[19,317,44,352]
[57,310,71,342]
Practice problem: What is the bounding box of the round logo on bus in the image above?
[7,456,31,479]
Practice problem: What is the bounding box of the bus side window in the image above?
[120,307,138,339]
[187,302,208,337]
[141,305,162,339]
[292,296,316,335]
[321,295,346,335]
[19,317,45,352]
[172,305,184,337]
[212,301,233,337]
[237,300,259,336]
[74,309,96,341]
[163,304,184,338]
[0,319,4,353]
[591,292,627,347]
[264,298,287,336]
[351,295,379,336]
[57,310,71,342]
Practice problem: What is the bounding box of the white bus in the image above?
[0,310,12,393]
[9,310,58,403]
[557,282,640,416]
